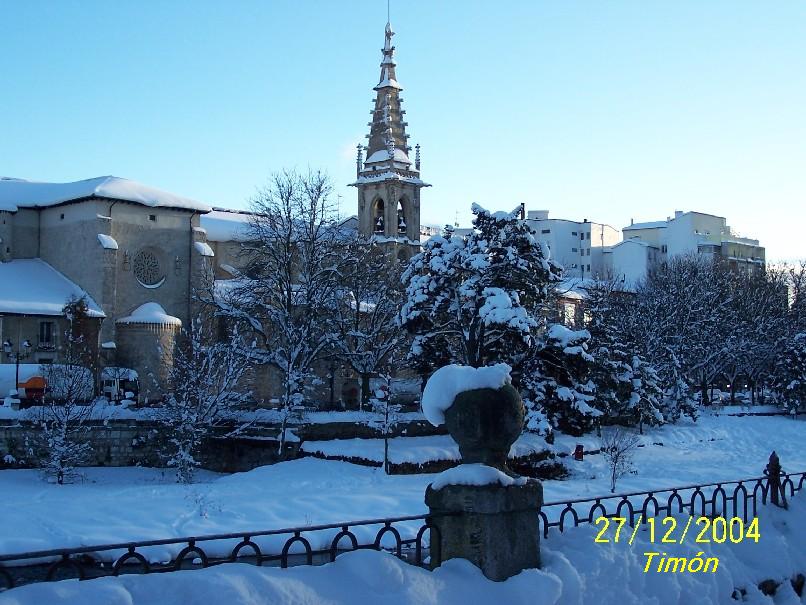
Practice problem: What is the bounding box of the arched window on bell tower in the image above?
[373,199,385,234]
[397,199,407,235]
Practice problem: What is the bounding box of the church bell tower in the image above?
[350,20,429,257]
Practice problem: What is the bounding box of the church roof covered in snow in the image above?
[200,208,254,242]
[0,176,211,213]
[0,259,105,317]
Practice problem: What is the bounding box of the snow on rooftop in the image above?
[422,363,512,426]
[117,302,181,327]
[365,148,411,165]
[623,220,668,231]
[351,171,428,187]
[374,77,402,90]
[0,259,105,317]
[0,176,211,213]
[200,209,253,242]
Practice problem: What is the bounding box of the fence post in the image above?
[424,384,542,581]
[764,451,787,509]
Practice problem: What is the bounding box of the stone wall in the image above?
[0,418,446,473]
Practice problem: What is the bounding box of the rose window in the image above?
[133,250,164,287]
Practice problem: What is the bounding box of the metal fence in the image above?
[1,453,802,592]
[0,514,444,591]
[539,469,806,538]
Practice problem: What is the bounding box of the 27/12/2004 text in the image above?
[593,516,760,545]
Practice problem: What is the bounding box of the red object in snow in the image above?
[573,445,584,461]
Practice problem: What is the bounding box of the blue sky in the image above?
[1,1,804,260]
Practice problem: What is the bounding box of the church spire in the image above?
[350,17,430,250]
[363,19,411,167]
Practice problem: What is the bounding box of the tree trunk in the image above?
[730,380,736,404]
[701,380,710,406]
[360,373,371,410]
[384,434,390,475]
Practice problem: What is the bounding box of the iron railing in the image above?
[0,514,444,592]
[539,468,805,538]
[1,455,802,592]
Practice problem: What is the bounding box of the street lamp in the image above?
[3,339,32,393]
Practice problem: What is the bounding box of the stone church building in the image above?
[0,18,426,405]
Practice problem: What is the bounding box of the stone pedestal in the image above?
[423,380,543,581]
[425,480,542,581]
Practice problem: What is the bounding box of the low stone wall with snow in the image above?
[0,417,446,473]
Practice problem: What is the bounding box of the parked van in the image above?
[100,367,140,404]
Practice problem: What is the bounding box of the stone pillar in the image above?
[424,384,543,581]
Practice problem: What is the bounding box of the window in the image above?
[39,321,54,346]
[541,229,550,234]
[586,264,591,271]
[571,231,577,236]
[149,214,157,222]
[572,248,577,253]
[60,213,65,220]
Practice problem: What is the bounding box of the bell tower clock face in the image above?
[133,248,166,289]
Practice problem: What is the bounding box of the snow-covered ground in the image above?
[3,494,804,605]
[0,413,803,565]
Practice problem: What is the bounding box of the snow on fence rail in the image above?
[539,469,806,538]
[0,513,447,592]
[1,456,802,593]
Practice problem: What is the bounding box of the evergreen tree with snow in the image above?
[585,281,664,432]
[400,205,561,374]
[521,324,601,437]
[771,332,806,415]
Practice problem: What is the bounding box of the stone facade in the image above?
[0,180,215,402]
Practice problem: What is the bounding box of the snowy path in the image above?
[0,414,803,561]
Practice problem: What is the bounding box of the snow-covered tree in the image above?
[162,317,253,483]
[628,355,665,433]
[771,333,806,415]
[401,205,561,373]
[212,170,344,454]
[786,261,806,335]
[600,427,640,493]
[368,374,400,474]
[631,255,730,413]
[331,239,405,408]
[585,281,664,432]
[37,296,96,484]
[521,324,600,437]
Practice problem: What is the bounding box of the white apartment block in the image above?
[525,210,621,280]
[621,210,765,282]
